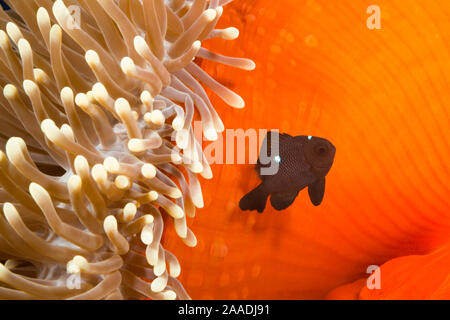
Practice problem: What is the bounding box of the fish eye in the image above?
[314,144,328,156]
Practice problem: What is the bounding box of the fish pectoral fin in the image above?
[270,190,300,211]
[308,178,326,206]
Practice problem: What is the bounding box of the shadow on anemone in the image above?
[163,0,450,299]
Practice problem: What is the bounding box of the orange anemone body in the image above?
[163,0,450,299]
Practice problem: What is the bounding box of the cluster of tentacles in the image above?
[0,0,253,299]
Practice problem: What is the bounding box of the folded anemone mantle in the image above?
[0,0,254,300]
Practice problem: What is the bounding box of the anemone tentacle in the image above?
[0,0,253,300]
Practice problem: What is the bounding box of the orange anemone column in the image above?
[164,0,450,299]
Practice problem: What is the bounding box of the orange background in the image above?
[164,0,450,299]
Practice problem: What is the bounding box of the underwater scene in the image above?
[0,0,449,303]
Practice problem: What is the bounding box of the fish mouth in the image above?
[311,165,332,178]
[314,164,332,170]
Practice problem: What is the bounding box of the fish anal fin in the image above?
[308,177,326,206]
[270,190,299,211]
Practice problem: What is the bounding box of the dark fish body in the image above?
[239,132,336,213]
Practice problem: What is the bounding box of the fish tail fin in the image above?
[239,183,269,213]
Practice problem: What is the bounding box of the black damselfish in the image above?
[239,132,336,213]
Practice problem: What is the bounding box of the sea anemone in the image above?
[0,0,253,299]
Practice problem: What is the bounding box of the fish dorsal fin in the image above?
[260,131,293,156]
[256,132,294,176]
[270,190,300,211]
[308,177,326,206]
